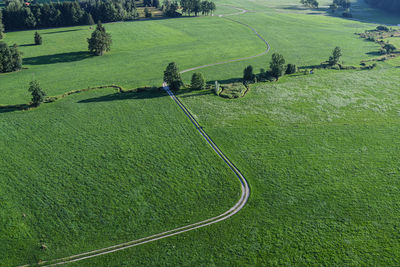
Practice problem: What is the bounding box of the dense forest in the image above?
[1,0,140,31]
[0,11,4,39]
[0,0,216,32]
[365,0,400,13]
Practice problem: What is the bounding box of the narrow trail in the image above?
[20,6,270,267]
[180,6,270,74]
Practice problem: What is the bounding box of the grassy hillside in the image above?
[0,17,265,105]
[1,0,400,265]
[76,65,400,266]
[0,88,239,266]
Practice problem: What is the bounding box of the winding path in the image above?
[20,6,270,267]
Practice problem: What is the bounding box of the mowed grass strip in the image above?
[0,88,239,266]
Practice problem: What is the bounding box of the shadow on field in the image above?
[366,51,382,56]
[0,104,31,114]
[208,77,243,85]
[179,90,213,98]
[78,90,165,103]
[43,29,83,35]
[19,44,36,47]
[23,51,91,65]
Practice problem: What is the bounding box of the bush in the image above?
[219,83,247,99]
[191,73,205,90]
[286,64,298,74]
[376,25,389,32]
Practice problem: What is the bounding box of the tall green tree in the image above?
[34,31,42,45]
[0,11,4,39]
[328,46,342,65]
[87,21,112,56]
[191,72,205,90]
[243,65,255,83]
[0,42,22,73]
[28,80,46,106]
[269,53,286,80]
[164,62,183,91]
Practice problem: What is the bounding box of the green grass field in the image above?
[1,0,400,265]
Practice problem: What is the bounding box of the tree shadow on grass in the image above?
[19,44,36,47]
[42,29,83,35]
[0,104,32,114]
[23,51,92,65]
[366,51,382,56]
[78,90,166,103]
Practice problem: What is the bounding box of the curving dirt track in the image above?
[20,6,270,267]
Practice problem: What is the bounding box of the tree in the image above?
[152,0,160,8]
[269,53,286,79]
[300,0,319,8]
[0,11,4,39]
[34,31,42,45]
[28,80,46,106]
[191,72,205,90]
[0,42,22,73]
[286,64,297,74]
[82,12,95,25]
[87,21,112,56]
[243,65,256,83]
[383,43,396,54]
[164,62,183,91]
[328,46,342,65]
[144,7,152,17]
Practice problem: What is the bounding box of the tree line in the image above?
[179,0,216,16]
[364,0,400,13]
[2,0,139,31]
[0,12,4,39]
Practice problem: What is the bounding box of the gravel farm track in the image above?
[20,6,271,266]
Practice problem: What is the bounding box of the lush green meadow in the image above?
[0,17,265,104]
[0,87,240,266]
[1,0,400,265]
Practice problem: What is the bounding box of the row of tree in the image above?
[2,0,139,31]
[0,42,22,73]
[180,0,216,16]
[365,0,400,13]
[144,0,160,8]
[300,0,319,8]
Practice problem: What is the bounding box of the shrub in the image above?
[219,83,247,99]
[191,73,205,90]
[376,25,389,32]
[286,64,298,74]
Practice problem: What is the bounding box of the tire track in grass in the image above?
[20,6,270,266]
